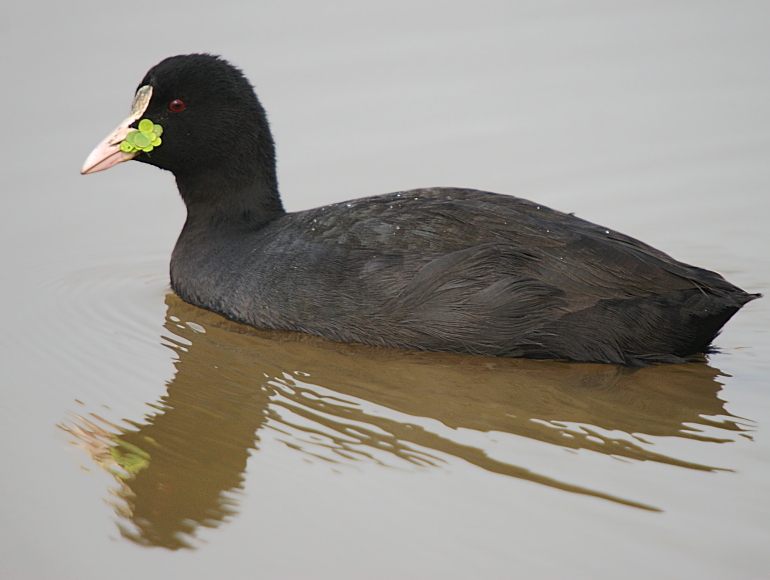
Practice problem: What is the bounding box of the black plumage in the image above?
[87,54,759,365]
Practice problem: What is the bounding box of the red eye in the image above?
[169,99,185,113]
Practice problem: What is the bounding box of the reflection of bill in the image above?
[62,294,753,550]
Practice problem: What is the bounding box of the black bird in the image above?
[82,54,759,365]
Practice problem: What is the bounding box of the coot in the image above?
[82,54,758,365]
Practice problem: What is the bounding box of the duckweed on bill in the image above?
[120,119,163,153]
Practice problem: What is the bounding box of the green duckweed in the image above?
[109,438,151,478]
[119,119,163,153]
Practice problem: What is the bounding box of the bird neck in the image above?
[176,168,285,230]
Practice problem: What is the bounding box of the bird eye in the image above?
[169,99,185,113]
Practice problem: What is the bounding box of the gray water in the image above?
[2,1,769,578]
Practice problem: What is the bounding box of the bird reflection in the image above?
[63,294,752,549]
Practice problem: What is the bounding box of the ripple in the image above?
[6,251,172,413]
[45,254,168,338]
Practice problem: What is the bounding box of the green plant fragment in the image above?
[133,133,151,148]
[118,119,163,154]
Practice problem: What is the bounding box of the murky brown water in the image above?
[2,1,769,578]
